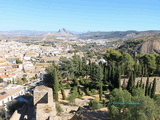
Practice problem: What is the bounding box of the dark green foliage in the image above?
[102,99,106,107]
[89,100,99,110]
[114,67,121,89]
[109,89,132,120]
[142,83,145,89]
[63,83,71,89]
[59,57,75,78]
[61,86,66,100]
[78,88,83,97]
[121,53,135,76]
[53,68,59,101]
[148,83,152,97]
[132,88,145,96]
[109,88,159,120]
[16,59,23,64]
[72,78,79,86]
[86,88,97,96]
[67,92,76,104]
[56,103,63,115]
[118,39,144,55]
[127,71,135,93]
[105,49,122,62]
[151,78,156,98]
[99,84,103,101]
[79,77,85,85]
[142,54,156,75]
[136,81,139,88]
[145,76,149,96]
[153,94,160,107]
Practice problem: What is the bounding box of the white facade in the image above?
[0,85,26,106]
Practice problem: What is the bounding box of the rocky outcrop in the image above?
[46,28,74,37]
[139,36,160,54]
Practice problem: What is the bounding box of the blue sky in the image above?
[0,0,160,32]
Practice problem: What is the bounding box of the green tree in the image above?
[145,76,149,96]
[59,57,75,79]
[108,89,132,120]
[16,59,23,64]
[132,87,145,96]
[105,49,122,63]
[61,86,66,100]
[148,82,152,97]
[68,92,76,105]
[109,88,159,120]
[127,71,135,93]
[121,53,135,76]
[151,78,156,98]
[131,95,158,120]
[114,66,121,89]
[52,68,59,101]
[89,99,99,110]
[142,54,156,75]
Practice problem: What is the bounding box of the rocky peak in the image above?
[58,28,73,35]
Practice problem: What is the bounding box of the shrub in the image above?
[78,88,83,97]
[89,100,99,110]
[79,77,85,85]
[86,88,97,96]
[61,87,66,100]
[43,105,52,113]
[67,93,76,105]
[56,104,63,115]
[64,84,71,89]
[16,59,23,64]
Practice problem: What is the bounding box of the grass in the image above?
[43,105,52,113]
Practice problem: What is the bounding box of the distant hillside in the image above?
[0,29,160,43]
[78,30,160,40]
[117,35,160,55]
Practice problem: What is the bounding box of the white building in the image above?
[0,85,26,106]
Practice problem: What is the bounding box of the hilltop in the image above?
[117,35,160,54]
[78,30,160,40]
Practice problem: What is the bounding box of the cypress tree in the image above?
[136,81,139,88]
[61,86,66,100]
[132,70,136,88]
[148,82,152,97]
[111,63,115,87]
[145,76,149,96]
[99,82,103,101]
[108,65,112,84]
[53,68,59,101]
[142,83,145,89]
[115,66,121,89]
[127,71,134,93]
[104,66,108,84]
[151,78,156,98]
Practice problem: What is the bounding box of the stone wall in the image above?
[36,103,56,120]
[34,92,48,105]
[34,85,53,105]
[60,104,78,113]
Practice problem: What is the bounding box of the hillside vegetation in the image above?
[118,35,160,55]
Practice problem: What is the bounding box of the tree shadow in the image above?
[80,111,109,120]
